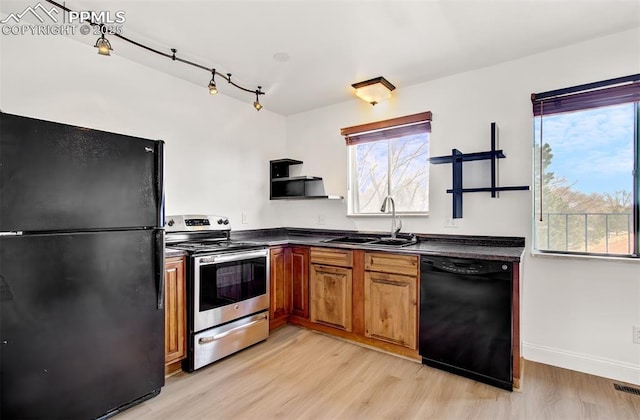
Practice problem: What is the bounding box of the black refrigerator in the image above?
[0,112,165,419]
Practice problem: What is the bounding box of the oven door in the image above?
[193,249,269,332]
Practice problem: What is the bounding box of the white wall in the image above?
[284,28,640,384]
[0,31,287,229]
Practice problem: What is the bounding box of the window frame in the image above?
[341,112,432,216]
[531,75,640,258]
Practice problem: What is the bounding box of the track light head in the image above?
[208,81,218,95]
[208,69,218,95]
[95,35,112,56]
[253,87,263,111]
[94,25,113,56]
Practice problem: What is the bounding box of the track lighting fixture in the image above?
[44,0,266,110]
[253,87,263,111]
[208,69,218,95]
[94,25,112,56]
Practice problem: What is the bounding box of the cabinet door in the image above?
[364,271,417,349]
[310,264,352,331]
[290,247,309,318]
[165,257,186,365]
[269,247,291,329]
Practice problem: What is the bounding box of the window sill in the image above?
[530,249,639,264]
[346,212,430,217]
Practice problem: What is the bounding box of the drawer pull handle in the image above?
[374,279,407,287]
[198,315,267,344]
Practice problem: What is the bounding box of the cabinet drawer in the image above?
[310,247,353,267]
[365,252,418,276]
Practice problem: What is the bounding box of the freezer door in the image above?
[0,112,164,231]
[0,230,165,419]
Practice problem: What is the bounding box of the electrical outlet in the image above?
[317,215,325,225]
[241,212,248,224]
[633,325,640,344]
[444,217,458,228]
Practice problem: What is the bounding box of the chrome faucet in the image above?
[380,196,402,238]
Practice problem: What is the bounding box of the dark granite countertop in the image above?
[231,228,525,262]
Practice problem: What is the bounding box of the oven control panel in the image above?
[165,215,230,232]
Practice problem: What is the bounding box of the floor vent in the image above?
[614,383,640,396]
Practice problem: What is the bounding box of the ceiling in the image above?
[3,1,640,115]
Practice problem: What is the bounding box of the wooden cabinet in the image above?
[310,247,353,332]
[364,271,417,349]
[310,264,353,331]
[290,247,310,319]
[270,246,310,330]
[164,256,186,373]
[364,252,418,350]
[270,247,291,329]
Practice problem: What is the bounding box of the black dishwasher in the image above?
[419,256,513,390]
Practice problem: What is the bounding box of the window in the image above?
[341,112,431,215]
[531,76,640,257]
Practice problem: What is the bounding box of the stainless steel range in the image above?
[166,215,269,371]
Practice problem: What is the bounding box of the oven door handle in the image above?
[202,249,268,265]
[198,314,268,344]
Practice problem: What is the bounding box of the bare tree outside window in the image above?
[350,132,429,214]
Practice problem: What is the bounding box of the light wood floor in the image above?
[118,326,640,420]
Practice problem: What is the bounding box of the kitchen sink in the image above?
[369,237,415,247]
[324,236,379,244]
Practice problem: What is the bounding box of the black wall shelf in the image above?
[430,122,529,219]
[271,176,323,182]
[270,159,342,200]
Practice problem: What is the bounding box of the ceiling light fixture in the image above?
[208,69,218,95]
[253,87,263,111]
[351,76,396,105]
[94,25,112,56]
[44,0,265,110]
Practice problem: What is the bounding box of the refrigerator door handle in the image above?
[156,231,165,310]
[155,141,165,228]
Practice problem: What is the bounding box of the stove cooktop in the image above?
[167,240,265,253]
[164,215,266,254]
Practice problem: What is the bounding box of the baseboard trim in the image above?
[523,342,640,385]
